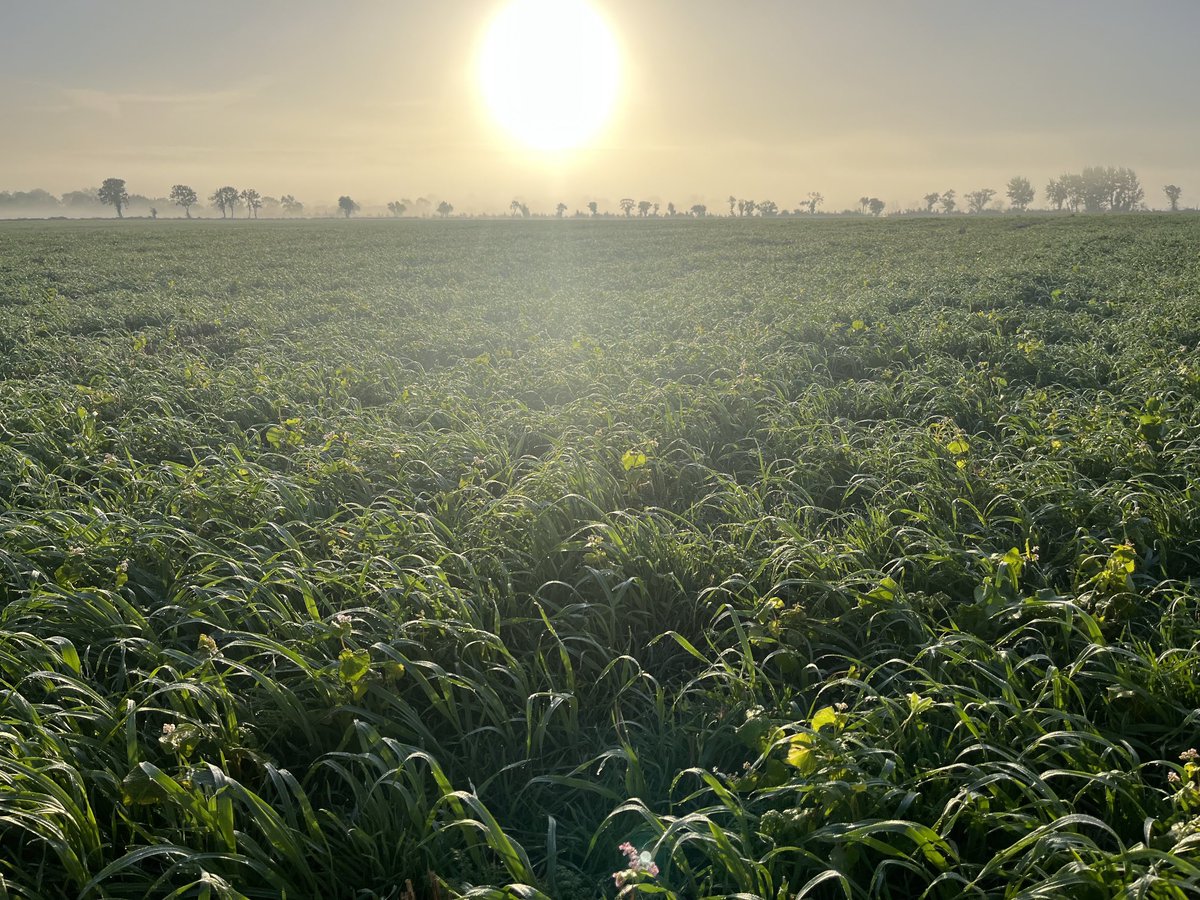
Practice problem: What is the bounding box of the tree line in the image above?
[0,167,1188,219]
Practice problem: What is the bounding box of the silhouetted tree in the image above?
[690,204,707,217]
[923,192,940,213]
[620,198,635,217]
[728,195,736,216]
[555,202,567,218]
[387,201,406,217]
[169,184,197,218]
[858,196,870,214]
[666,202,676,217]
[240,188,262,218]
[587,201,598,217]
[510,199,522,217]
[280,195,303,216]
[436,201,453,217]
[1082,166,1142,212]
[867,198,885,217]
[1006,177,1034,212]
[1045,178,1068,211]
[738,198,756,217]
[98,178,129,218]
[940,190,957,214]
[757,200,779,216]
[1061,174,1085,212]
[966,188,996,214]
[652,202,660,216]
[637,200,652,217]
[210,186,239,218]
[806,192,824,214]
[149,207,158,219]
[338,195,360,218]
[1165,184,1182,211]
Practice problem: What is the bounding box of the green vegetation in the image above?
[1,216,1199,898]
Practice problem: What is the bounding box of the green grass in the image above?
[1,215,1199,898]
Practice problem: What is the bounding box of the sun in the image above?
[478,0,621,152]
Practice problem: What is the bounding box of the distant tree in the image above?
[210,186,238,218]
[436,200,453,217]
[1060,174,1085,212]
[1006,176,1034,212]
[757,199,779,216]
[280,194,303,216]
[652,202,660,217]
[728,195,736,216]
[555,202,567,218]
[1165,184,1182,211]
[637,200,652,217]
[867,198,886,217]
[149,207,158,220]
[1091,166,1142,211]
[587,200,599,217]
[690,204,707,217]
[338,195,360,218]
[858,196,870,214]
[666,202,676,217]
[510,199,522,217]
[386,201,406,217]
[97,178,129,218]
[239,188,262,218]
[619,198,635,217]
[169,184,198,218]
[805,192,824,214]
[738,198,756,217]
[966,188,996,214]
[1045,178,1068,211]
[940,190,957,214]
[923,192,941,213]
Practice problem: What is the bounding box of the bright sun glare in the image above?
[478,0,620,152]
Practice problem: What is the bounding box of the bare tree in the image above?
[98,178,129,218]
[169,184,197,218]
[805,192,824,214]
[1165,184,1183,211]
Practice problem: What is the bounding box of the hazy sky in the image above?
[2,0,1198,212]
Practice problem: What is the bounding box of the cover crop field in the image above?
[1,216,1199,898]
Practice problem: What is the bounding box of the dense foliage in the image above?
[1,217,1199,898]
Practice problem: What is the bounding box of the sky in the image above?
[1,0,1198,214]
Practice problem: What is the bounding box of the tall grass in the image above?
[0,216,1198,897]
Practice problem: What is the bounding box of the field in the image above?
[1,216,1199,898]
